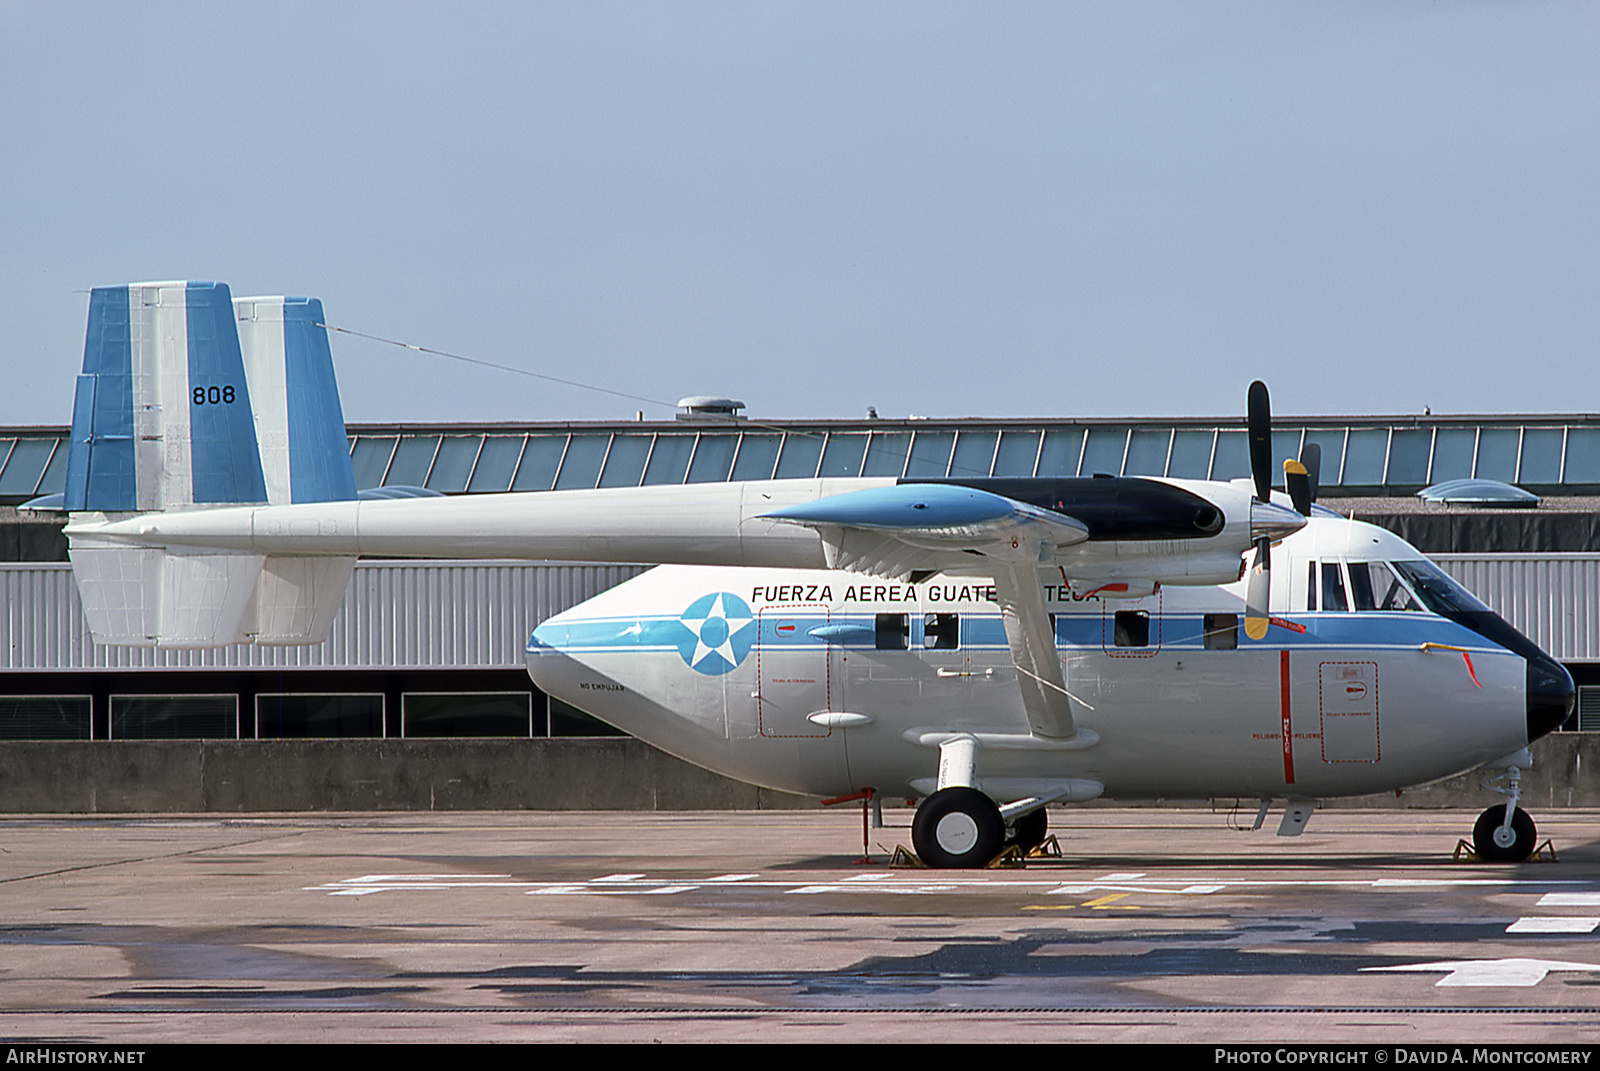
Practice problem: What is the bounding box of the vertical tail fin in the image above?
[64,281,268,511]
[65,281,358,647]
[234,295,358,504]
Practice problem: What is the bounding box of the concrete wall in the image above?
[0,734,1592,814]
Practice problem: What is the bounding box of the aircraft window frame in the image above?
[862,432,911,478]
[729,433,781,481]
[875,613,909,650]
[1113,610,1150,648]
[1347,561,1423,612]
[950,430,999,479]
[1321,561,1349,612]
[992,430,1042,477]
[511,435,567,491]
[774,432,825,479]
[1124,429,1171,477]
[1203,613,1238,650]
[685,434,738,483]
[923,613,959,650]
[1035,428,1085,477]
[818,432,868,479]
[1391,560,1493,615]
[467,436,525,492]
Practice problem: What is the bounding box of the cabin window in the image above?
[1113,610,1150,648]
[924,613,960,650]
[1306,561,1318,611]
[1203,613,1238,650]
[1321,562,1349,612]
[876,613,909,650]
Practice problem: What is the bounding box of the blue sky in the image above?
[3,2,1596,425]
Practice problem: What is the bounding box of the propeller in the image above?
[1243,381,1308,641]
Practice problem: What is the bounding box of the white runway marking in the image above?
[1362,958,1600,987]
[304,871,1593,899]
[1507,916,1600,933]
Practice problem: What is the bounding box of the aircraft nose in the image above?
[1526,652,1574,742]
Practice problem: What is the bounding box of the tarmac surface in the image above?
[1,807,1599,1043]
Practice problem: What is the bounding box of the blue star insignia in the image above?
[677,592,756,675]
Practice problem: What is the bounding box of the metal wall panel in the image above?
[0,561,645,672]
[1433,554,1600,663]
[4,554,1594,671]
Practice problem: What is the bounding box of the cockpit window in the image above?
[1392,560,1492,616]
[1321,562,1348,612]
[1349,561,1424,612]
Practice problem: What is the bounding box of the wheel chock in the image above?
[1452,838,1558,863]
[1029,834,1063,859]
[890,845,926,868]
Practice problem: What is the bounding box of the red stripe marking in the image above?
[1280,650,1295,784]
[1462,651,1481,688]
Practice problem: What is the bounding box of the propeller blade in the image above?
[1285,458,1312,517]
[1245,536,1271,641]
[1247,380,1272,503]
[1299,442,1321,505]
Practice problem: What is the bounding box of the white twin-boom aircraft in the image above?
[38,282,1575,866]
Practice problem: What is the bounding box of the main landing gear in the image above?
[910,788,1051,868]
[912,787,1005,868]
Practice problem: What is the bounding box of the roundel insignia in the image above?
[676,592,757,675]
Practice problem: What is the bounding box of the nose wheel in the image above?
[1472,804,1537,863]
[912,787,1006,868]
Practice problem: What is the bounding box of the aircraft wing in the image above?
[763,484,1087,740]
[760,484,1090,576]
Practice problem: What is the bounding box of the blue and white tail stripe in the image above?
[235,295,357,504]
[64,282,357,512]
[65,282,267,510]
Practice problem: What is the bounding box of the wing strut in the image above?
[989,559,1080,741]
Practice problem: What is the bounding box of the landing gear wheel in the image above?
[1009,808,1049,853]
[912,787,1006,868]
[1472,804,1537,863]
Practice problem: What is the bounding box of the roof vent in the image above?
[676,396,746,421]
[1417,478,1540,508]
